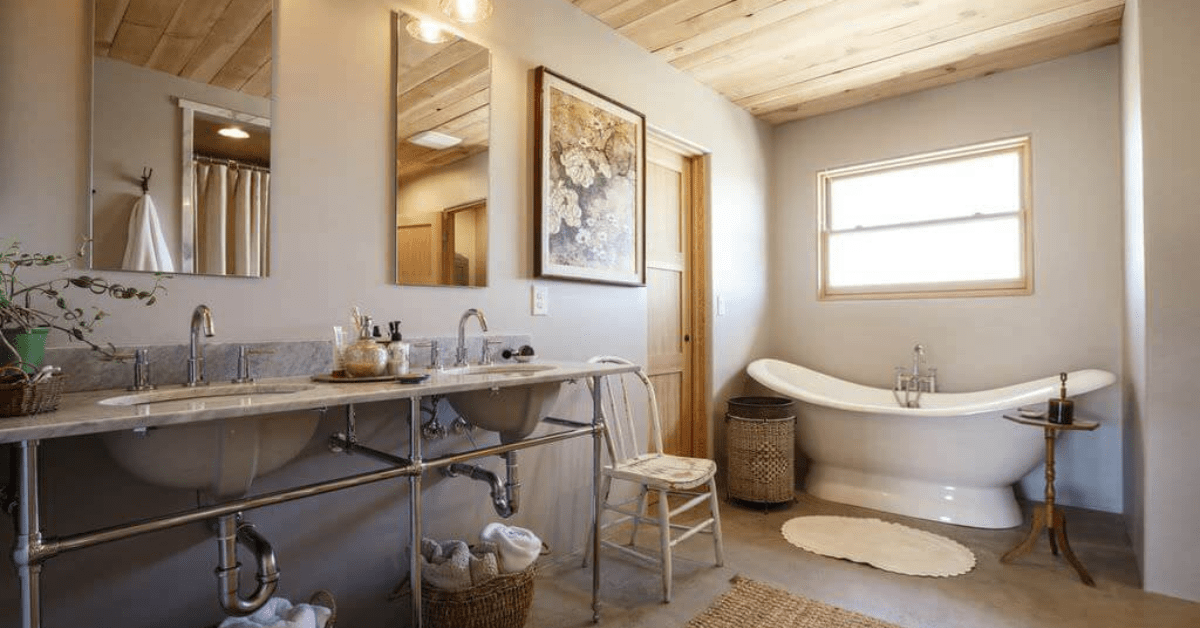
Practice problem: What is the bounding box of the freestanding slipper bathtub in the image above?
[747,359,1116,528]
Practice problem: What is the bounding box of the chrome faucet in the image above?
[185,304,216,387]
[455,308,489,367]
[894,343,937,408]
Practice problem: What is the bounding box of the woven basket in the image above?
[726,396,796,504]
[421,565,536,628]
[0,366,65,418]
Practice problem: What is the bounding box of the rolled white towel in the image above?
[216,597,332,628]
[479,523,542,573]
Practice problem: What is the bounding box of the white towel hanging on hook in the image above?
[121,192,176,272]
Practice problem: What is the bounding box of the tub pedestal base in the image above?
[805,465,1023,529]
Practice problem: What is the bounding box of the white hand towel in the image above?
[121,192,175,272]
[479,523,542,573]
[216,596,332,628]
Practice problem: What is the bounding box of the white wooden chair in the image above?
[584,356,724,603]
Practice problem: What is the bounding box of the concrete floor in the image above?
[528,494,1200,628]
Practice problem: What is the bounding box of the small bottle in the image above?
[387,320,410,376]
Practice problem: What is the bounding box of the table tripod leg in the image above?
[1001,506,1046,563]
[1048,526,1059,556]
[1053,511,1095,587]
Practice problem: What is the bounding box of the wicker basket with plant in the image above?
[0,241,168,416]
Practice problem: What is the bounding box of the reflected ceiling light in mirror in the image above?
[217,126,251,139]
[440,0,493,23]
[408,130,463,149]
[406,18,455,44]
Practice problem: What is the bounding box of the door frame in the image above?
[648,125,712,459]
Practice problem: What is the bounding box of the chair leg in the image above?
[583,475,613,568]
[629,485,648,546]
[657,489,672,603]
[707,478,725,567]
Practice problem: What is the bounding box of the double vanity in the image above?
[1,351,636,628]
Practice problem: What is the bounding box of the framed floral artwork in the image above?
[535,67,646,286]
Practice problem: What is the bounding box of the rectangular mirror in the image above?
[90,0,274,277]
[394,11,491,287]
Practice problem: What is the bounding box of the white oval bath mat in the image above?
[781,516,975,577]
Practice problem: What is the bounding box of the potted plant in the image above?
[1,241,168,372]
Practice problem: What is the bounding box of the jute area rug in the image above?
[685,576,903,628]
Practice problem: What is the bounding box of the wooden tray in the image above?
[311,372,430,384]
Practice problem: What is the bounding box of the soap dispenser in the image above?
[343,315,388,377]
[386,321,410,376]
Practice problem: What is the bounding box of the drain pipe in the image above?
[215,514,279,616]
[444,451,520,518]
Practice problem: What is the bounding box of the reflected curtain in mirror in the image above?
[394,10,492,287]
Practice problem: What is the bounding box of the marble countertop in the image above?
[0,361,637,444]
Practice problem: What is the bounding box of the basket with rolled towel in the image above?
[392,524,545,628]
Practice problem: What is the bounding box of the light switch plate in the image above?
[717,295,727,316]
[532,285,549,316]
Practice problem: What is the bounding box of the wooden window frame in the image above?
[817,136,1034,301]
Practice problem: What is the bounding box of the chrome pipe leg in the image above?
[13,440,42,628]
[408,396,423,628]
[591,375,603,623]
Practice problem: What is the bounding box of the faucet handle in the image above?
[232,345,268,384]
[127,348,155,391]
[483,338,505,365]
[411,340,440,370]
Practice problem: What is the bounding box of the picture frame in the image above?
[534,66,646,286]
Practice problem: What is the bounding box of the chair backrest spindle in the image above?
[587,356,664,463]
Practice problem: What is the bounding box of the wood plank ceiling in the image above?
[570,0,1124,124]
[94,0,273,98]
[395,13,491,181]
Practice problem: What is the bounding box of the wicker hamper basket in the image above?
[726,396,795,504]
[421,565,536,628]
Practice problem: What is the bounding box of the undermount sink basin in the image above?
[99,383,319,497]
[98,383,314,407]
[444,365,563,443]
[442,363,557,376]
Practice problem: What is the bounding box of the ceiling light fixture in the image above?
[406,18,455,44]
[408,130,463,150]
[217,126,250,139]
[440,0,493,23]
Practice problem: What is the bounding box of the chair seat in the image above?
[606,453,717,491]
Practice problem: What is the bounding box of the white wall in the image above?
[91,56,270,270]
[0,0,772,625]
[1121,0,1200,603]
[770,48,1125,512]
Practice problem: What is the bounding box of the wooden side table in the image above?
[1000,414,1099,586]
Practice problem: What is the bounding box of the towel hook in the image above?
[139,167,153,194]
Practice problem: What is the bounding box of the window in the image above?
[817,136,1032,300]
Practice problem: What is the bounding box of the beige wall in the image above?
[1121,0,1200,603]
[0,0,772,625]
[91,56,271,270]
[1120,0,1148,583]
[770,47,1125,513]
[396,150,489,284]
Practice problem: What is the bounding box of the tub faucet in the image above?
[185,304,215,387]
[455,308,489,367]
[894,343,937,408]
